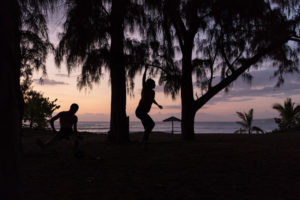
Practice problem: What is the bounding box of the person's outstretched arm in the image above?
[142,66,148,88]
[50,113,61,133]
[153,99,163,109]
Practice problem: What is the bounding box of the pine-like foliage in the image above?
[55,0,160,90]
[19,0,60,81]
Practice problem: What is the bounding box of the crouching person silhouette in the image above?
[37,103,82,156]
[136,67,163,143]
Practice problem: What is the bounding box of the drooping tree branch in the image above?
[220,40,235,75]
[208,51,217,90]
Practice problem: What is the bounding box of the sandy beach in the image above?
[21,129,300,200]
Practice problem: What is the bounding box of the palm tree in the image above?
[235,109,264,134]
[273,98,300,131]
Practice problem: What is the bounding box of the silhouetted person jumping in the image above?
[37,103,81,153]
[136,67,163,143]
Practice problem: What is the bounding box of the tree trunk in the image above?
[0,1,22,199]
[108,0,129,143]
[181,45,196,140]
[181,105,196,140]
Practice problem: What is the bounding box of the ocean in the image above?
[62,119,278,134]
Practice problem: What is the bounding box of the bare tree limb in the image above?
[194,37,289,110]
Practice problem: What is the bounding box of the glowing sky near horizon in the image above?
[31,11,300,122]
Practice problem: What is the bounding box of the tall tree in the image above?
[109,0,130,142]
[151,0,300,139]
[0,1,22,199]
[56,0,153,143]
[0,0,59,198]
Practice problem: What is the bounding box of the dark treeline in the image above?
[2,0,300,198]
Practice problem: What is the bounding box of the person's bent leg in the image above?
[142,115,155,142]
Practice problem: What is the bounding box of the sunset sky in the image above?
[31,12,300,122]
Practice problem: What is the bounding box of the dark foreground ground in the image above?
[22,129,300,200]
